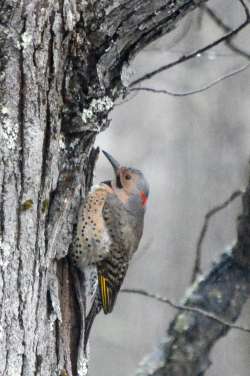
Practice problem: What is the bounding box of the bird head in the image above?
[102,150,149,212]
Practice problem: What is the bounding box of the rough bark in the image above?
[135,179,250,376]
[0,0,217,375]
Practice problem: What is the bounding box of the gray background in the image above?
[90,2,250,375]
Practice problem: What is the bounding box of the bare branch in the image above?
[129,0,250,87]
[133,173,250,376]
[128,62,250,98]
[204,5,250,59]
[96,0,211,88]
[191,190,243,283]
[121,287,250,334]
[133,254,250,376]
[239,0,250,15]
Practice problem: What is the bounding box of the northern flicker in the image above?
[70,150,149,349]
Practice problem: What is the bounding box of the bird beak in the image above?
[102,150,120,174]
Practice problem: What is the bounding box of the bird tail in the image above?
[84,295,101,353]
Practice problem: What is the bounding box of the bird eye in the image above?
[125,174,131,180]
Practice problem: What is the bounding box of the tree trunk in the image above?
[0,0,215,375]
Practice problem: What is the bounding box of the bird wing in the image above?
[98,193,141,314]
[98,253,129,314]
[98,273,116,314]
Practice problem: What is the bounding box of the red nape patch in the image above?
[140,191,148,207]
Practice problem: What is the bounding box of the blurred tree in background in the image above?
[0,1,250,375]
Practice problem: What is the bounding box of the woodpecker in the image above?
[70,150,149,350]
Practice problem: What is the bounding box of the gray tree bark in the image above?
[6,0,247,375]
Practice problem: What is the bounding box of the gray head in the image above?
[102,150,149,213]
